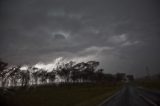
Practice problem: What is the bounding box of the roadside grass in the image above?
[3,83,121,106]
[75,90,115,106]
[135,79,160,90]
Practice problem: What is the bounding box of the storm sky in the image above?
[0,0,160,77]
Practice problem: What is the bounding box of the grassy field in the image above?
[1,83,121,106]
[135,79,160,90]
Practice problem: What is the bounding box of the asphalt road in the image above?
[100,84,160,106]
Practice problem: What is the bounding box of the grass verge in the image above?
[2,83,121,106]
[135,79,160,90]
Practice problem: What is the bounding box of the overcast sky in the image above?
[0,0,160,77]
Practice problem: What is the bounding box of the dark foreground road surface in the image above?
[100,84,160,106]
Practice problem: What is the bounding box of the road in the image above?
[100,84,160,106]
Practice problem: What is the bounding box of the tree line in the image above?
[0,59,131,88]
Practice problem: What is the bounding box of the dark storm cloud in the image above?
[0,0,160,77]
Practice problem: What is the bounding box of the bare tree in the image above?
[47,71,55,84]
[56,61,74,83]
[32,67,39,85]
[8,66,21,87]
[20,69,30,87]
[95,69,104,82]
[0,60,8,88]
[38,69,48,84]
